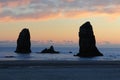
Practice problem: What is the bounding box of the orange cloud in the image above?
[0,11,62,22]
[0,10,120,22]
[63,10,92,18]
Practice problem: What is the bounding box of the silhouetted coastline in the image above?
[3,21,105,58]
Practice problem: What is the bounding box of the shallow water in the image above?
[0,47,120,61]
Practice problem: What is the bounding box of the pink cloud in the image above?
[0,0,120,22]
[62,0,75,2]
[0,0,30,8]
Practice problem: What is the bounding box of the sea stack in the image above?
[15,28,31,53]
[76,21,103,57]
[41,45,59,53]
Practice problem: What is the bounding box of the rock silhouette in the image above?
[41,46,59,53]
[76,21,103,57]
[15,28,31,53]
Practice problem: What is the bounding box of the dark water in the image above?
[0,47,120,61]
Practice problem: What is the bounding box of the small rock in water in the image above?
[69,51,72,53]
[5,56,14,58]
[41,45,59,54]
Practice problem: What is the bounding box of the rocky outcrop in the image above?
[15,28,31,53]
[76,21,103,57]
[41,46,59,53]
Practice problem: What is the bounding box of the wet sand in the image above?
[1,60,120,67]
[0,60,120,80]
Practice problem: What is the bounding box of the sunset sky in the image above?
[0,0,120,47]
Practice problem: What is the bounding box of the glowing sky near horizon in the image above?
[0,0,120,45]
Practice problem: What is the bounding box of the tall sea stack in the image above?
[15,28,31,53]
[76,21,103,57]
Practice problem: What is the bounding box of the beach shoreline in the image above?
[1,60,120,68]
[0,60,120,80]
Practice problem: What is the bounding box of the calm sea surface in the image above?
[0,47,120,61]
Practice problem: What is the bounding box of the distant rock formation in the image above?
[76,21,103,57]
[15,28,31,53]
[4,56,15,58]
[41,46,59,53]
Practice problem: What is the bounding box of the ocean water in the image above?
[0,46,120,61]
